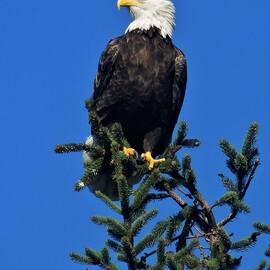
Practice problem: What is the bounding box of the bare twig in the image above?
[163,183,188,208]
[169,171,218,230]
[240,159,260,199]
[176,186,193,199]
[146,193,171,200]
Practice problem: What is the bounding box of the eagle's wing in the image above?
[91,38,121,115]
[171,49,187,127]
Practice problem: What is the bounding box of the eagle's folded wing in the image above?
[171,49,187,128]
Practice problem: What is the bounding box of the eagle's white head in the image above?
[117,0,175,38]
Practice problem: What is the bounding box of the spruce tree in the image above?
[55,109,270,269]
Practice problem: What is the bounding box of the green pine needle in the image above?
[95,191,122,215]
[206,258,219,270]
[182,254,200,269]
[173,122,188,147]
[253,261,267,270]
[134,220,168,255]
[157,238,166,266]
[242,123,258,161]
[116,174,130,218]
[182,139,201,148]
[182,155,191,174]
[214,191,250,213]
[235,153,248,172]
[106,239,123,253]
[219,140,238,160]
[166,207,192,242]
[101,247,110,265]
[173,239,199,261]
[167,256,182,270]
[91,216,126,237]
[131,208,159,237]
[85,248,102,264]
[265,245,270,257]
[231,232,260,251]
[132,171,160,210]
[254,222,270,234]
[70,253,92,265]
[218,174,237,192]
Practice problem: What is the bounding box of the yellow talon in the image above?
[123,147,136,157]
[141,151,166,170]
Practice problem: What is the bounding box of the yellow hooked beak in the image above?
[117,0,139,9]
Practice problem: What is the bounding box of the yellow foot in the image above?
[141,151,166,170]
[123,147,136,157]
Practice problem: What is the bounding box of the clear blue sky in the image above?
[1,0,270,269]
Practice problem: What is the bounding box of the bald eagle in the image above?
[84,0,187,199]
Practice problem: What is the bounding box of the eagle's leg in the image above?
[141,128,166,170]
[123,147,136,157]
[141,152,165,170]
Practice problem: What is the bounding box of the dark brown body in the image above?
[90,27,187,156]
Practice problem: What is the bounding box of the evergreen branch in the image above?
[231,232,261,251]
[173,239,199,261]
[70,253,92,265]
[242,123,258,161]
[219,139,238,174]
[85,247,102,264]
[95,191,122,215]
[116,174,130,220]
[91,216,127,236]
[101,247,111,265]
[182,155,191,176]
[213,191,250,213]
[240,159,260,198]
[254,222,270,234]
[55,143,91,153]
[205,258,219,269]
[253,261,267,270]
[121,236,137,270]
[75,157,104,191]
[219,160,260,227]
[144,239,167,270]
[186,182,217,229]
[65,119,262,269]
[176,216,194,251]
[167,256,182,270]
[170,122,200,154]
[172,122,188,148]
[73,247,120,270]
[168,166,218,231]
[182,139,201,148]
[131,209,159,237]
[235,153,248,175]
[134,221,168,255]
[139,225,207,266]
[215,229,232,253]
[166,207,193,242]
[162,171,209,231]
[265,245,270,257]
[106,239,123,253]
[182,254,200,269]
[219,140,238,161]
[132,171,160,210]
[218,174,237,192]
[156,239,166,266]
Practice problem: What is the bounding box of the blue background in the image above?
[1,0,270,269]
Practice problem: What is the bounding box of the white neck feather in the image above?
[126,0,175,38]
